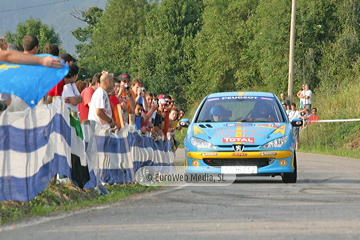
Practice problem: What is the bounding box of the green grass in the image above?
[299,80,360,159]
[0,183,158,224]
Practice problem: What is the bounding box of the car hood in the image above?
[192,122,288,146]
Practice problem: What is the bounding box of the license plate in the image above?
[221,166,257,174]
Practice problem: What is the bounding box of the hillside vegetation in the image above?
[4,0,360,156]
[300,81,360,158]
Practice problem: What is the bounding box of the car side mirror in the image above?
[179,118,190,128]
[291,118,303,127]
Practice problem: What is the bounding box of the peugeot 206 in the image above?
[180,92,302,183]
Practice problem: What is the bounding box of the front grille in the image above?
[203,158,271,167]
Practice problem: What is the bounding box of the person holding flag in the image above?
[0,50,64,67]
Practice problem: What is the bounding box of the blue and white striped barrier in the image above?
[0,99,175,201]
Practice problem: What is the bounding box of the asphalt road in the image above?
[1,151,360,240]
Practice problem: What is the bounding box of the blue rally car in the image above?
[180,92,302,183]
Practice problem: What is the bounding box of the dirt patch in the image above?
[344,130,360,150]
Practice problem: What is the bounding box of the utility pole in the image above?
[288,0,296,103]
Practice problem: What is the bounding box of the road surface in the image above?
[1,151,360,240]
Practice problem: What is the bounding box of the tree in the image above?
[188,0,259,102]
[80,0,149,75]
[134,0,204,107]
[71,7,104,43]
[4,17,61,53]
[71,6,104,79]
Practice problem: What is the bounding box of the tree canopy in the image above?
[7,0,360,110]
[4,17,61,53]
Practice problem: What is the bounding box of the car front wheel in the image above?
[281,154,297,183]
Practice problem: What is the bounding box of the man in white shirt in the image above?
[300,83,312,111]
[88,72,120,130]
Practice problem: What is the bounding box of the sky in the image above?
[0,0,107,54]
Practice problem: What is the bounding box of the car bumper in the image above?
[185,150,295,174]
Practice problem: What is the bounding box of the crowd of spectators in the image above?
[0,35,186,150]
[280,84,319,149]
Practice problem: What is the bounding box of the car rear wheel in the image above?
[281,154,297,183]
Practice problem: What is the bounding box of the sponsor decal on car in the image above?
[221,96,259,100]
[232,152,248,156]
[260,97,273,101]
[260,152,277,155]
[207,98,220,101]
[201,153,218,156]
[222,137,255,143]
[225,123,255,127]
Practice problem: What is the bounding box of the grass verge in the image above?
[299,80,360,159]
[0,183,158,225]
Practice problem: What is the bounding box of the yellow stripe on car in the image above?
[187,151,292,159]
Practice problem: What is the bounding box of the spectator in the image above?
[4,35,40,110]
[0,50,63,67]
[0,50,64,112]
[144,92,154,112]
[282,103,290,116]
[301,84,312,110]
[134,102,146,133]
[39,44,61,104]
[84,78,92,87]
[178,108,185,120]
[168,107,179,133]
[164,95,175,109]
[43,44,59,56]
[88,72,119,130]
[78,73,101,124]
[131,78,144,105]
[168,107,180,151]
[0,36,19,51]
[300,108,312,129]
[47,52,78,104]
[280,92,290,110]
[61,64,82,114]
[158,95,171,140]
[75,80,87,94]
[308,108,319,124]
[117,73,135,120]
[288,103,301,149]
[22,34,39,54]
[296,84,305,110]
[109,77,127,127]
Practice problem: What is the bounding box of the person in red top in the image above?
[308,108,319,124]
[46,53,77,104]
[78,72,101,123]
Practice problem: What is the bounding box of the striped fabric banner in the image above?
[0,99,175,201]
[0,99,72,201]
[85,124,175,184]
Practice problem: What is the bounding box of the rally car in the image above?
[180,92,302,183]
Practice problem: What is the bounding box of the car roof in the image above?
[207,91,275,98]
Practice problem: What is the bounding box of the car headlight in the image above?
[190,137,217,149]
[260,136,288,149]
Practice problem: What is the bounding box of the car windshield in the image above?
[195,95,286,123]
